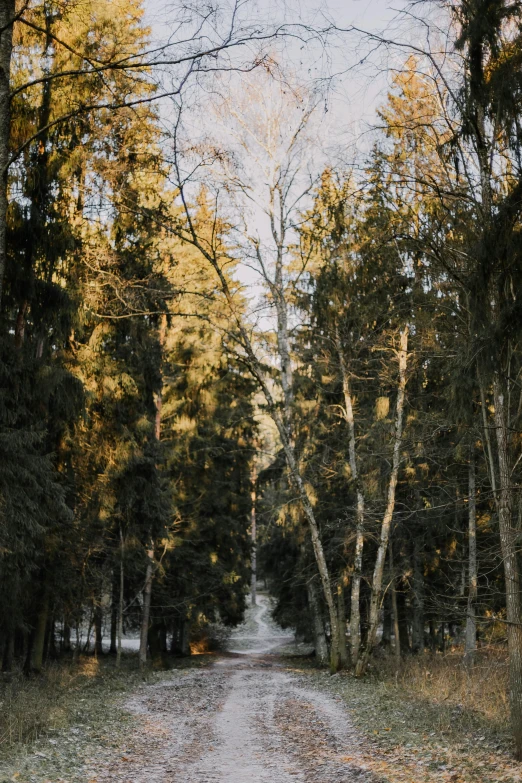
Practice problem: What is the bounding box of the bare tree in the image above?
[166,74,342,669]
[0,0,328,303]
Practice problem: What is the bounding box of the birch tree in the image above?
[335,326,365,663]
[348,1,522,751]
[0,0,322,305]
[168,76,342,669]
[355,327,408,676]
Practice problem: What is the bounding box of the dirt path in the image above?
[3,597,520,783]
[91,595,379,783]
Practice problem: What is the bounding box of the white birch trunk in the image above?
[335,326,365,664]
[389,542,401,671]
[355,327,408,676]
[251,464,257,606]
[337,580,349,667]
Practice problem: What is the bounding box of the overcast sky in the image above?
[141,0,411,150]
[139,0,416,297]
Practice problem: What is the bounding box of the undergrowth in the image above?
[297,645,516,783]
[0,653,210,756]
[382,646,509,730]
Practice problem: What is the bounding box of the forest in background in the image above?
[2,0,522,763]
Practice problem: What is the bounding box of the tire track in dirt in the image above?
[91,595,383,782]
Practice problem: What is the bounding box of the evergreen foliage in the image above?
[3,0,522,760]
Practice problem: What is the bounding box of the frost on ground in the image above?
[1,595,519,783]
[0,595,377,783]
[89,594,379,783]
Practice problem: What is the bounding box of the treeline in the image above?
[247,4,522,758]
[3,0,522,761]
[0,1,256,673]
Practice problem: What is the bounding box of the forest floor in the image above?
[0,596,520,783]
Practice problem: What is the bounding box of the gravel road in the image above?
[93,595,381,783]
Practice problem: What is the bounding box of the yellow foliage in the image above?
[173,415,197,434]
[375,396,390,420]
[304,482,318,507]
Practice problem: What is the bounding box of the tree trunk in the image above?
[170,621,179,654]
[62,622,71,653]
[148,622,164,662]
[2,629,14,672]
[307,579,328,666]
[478,375,497,501]
[381,591,392,648]
[350,516,364,666]
[251,465,257,606]
[110,570,118,656]
[171,618,191,657]
[411,538,425,655]
[29,594,49,673]
[139,546,154,668]
[74,622,80,661]
[181,619,191,656]
[336,326,366,664]
[0,0,15,303]
[171,618,183,655]
[337,580,349,667]
[117,528,124,669]
[390,542,401,668]
[464,446,477,666]
[439,621,446,653]
[493,374,522,758]
[14,300,28,348]
[397,590,410,653]
[48,617,57,660]
[428,620,436,652]
[94,600,103,657]
[356,328,408,676]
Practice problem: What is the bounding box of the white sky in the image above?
[141,0,412,148]
[139,0,418,317]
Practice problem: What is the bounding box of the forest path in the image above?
[93,595,380,783]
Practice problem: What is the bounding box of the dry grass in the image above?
[0,652,213,758]
[377,646,510,730]
[298,645,516,782]
[0,656,142,752]
[0,665,74,748]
